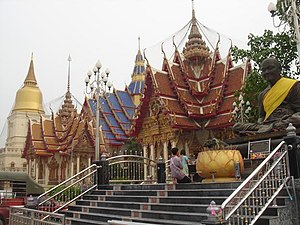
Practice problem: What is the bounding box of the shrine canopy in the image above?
[130,5,251,136]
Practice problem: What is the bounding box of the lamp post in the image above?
[268,0,300,62]
[85,60,113,161]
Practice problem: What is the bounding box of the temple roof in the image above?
[130,8,251,136]
[23,94,95,157]
[127,37,146,100]
[85,89,136,146]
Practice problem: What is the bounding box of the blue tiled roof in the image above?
[115,112,129,123]
[107,94,122,110]
[133,65,145,74]
[124,108,135,118]
[128,80,145,95]
[116,91,135,108]
[87,90,136,146]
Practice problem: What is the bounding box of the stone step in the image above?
[66,210,204,225]
[76,199,210,213]
[66,181,294,225]
[82,194,228,205]
[98,181,242,191]
[91,188,235,197]
[67,217,107,225]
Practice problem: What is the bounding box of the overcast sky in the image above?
[0,0,277,134]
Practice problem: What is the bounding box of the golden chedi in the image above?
[13,57,44,113]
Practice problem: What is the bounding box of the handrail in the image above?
[225,151,288,219]
[107,154,157,184]
[221,141,285,209]
[221,140,291,224]
[37,163,99,216]
[38,163,98,200]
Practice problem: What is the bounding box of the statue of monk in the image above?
[233,58,300,134]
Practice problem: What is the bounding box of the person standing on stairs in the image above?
[180,149,189,177]
[170,147,191,183]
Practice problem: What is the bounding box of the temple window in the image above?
[10,162,15,169]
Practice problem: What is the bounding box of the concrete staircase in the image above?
[63,181,294,225]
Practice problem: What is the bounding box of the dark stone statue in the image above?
[233,58,300,135]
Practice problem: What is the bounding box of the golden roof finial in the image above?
[24,53,37,86]
[67,54,72,93]
[138,36,141,51]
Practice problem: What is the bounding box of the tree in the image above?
[231,29,299,122]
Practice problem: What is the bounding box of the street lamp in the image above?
[268,0,300,62]
[232,94,251,123]
[85,59,113,161]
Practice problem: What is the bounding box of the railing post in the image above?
[284,123,300,179]
[99,153,109,186]
[157,156,166,183]
[202,201,228,225]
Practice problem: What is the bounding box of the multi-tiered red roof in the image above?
[130,7,250,136]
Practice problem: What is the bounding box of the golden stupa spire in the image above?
[12,54,44,113]
[24,53,37,86]
[67,54,72,93]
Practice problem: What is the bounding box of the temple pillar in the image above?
[171,141,176,148]
[143,145,148,180]
[150,144,155,178]
[45,159,49,185]
[70,157,74,177]
[76,155,80,174]
[88,156,91,166]
[185,141,190,156]
[58,156,62,183]
[35,159,39,183]
[33,158,36,179]
[163,141,169,179]
[65,159,68,181]
[28,158,31,176]
[163,142,168,160]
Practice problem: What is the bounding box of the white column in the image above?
[143,145,148,180]
[70,157,74,177]
[185,141,190,156]
[58,156,62,183]
[163,142,168,160]
[28,159,31,175]
[171,141,176,148]
[35,159,39,183]
[65,159,68,181]
[163,141,169,180]
[33,158,36,179]
[76,155,80,174]
[88,157,91,166]
[45,159,49,185]
[150,144,155,178]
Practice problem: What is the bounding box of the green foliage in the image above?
[231,29,299,122]
[122,137,143,155]
[50,185,81,202]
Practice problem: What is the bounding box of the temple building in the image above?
[6,3,250,186]
[21,48,143,186]
[0,55,45,172]
[129,4,251,162]
[22,62,96,185]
